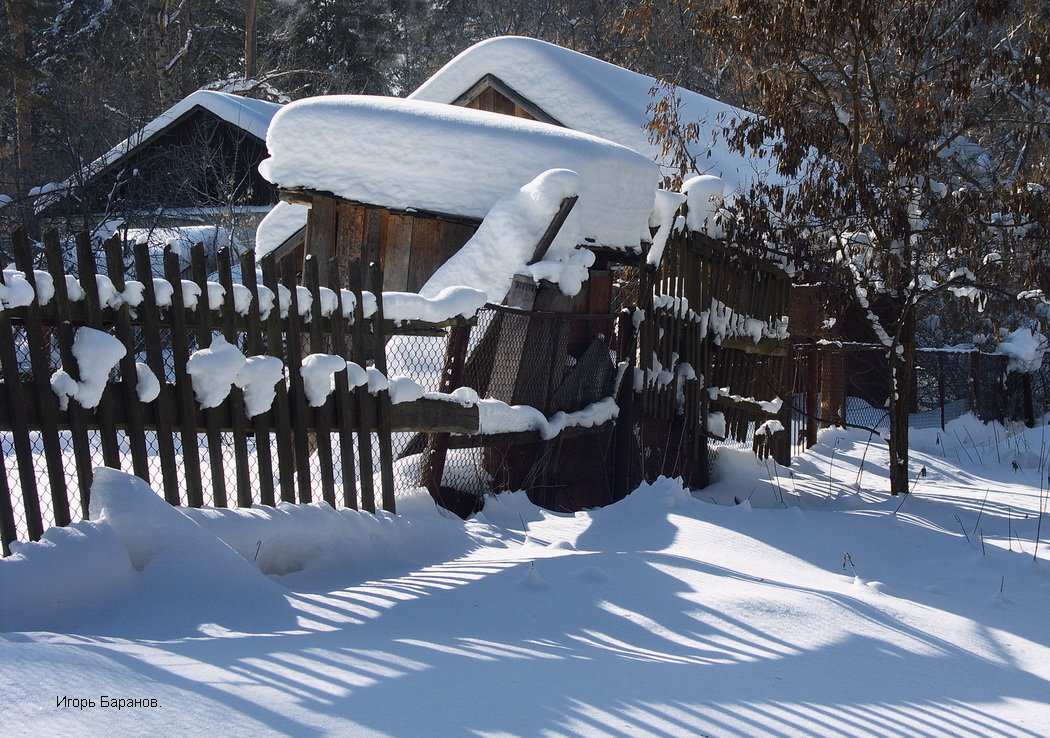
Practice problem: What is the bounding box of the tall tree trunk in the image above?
[4,0,37,236]
[888,304,915,496]
[245,0,258,79]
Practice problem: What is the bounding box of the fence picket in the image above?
[218,247,252,507]
[327,258,358,509]
[260,254,296,504]
[0,269,43,540]
[363,211,396,513]
[240,250,275,507]
[304,257,336,506]
[11,230,70,526]
[0,443,16,555]
[103,236,150,482]
[281,256,312,503]
[132,242,181,504]
[191,243,228,508]
[346,255,375,513]
[164,247,205,508]
[43,232,94,512]
[75,232,122,468]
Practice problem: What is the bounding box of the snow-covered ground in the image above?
[3,415,1050,736]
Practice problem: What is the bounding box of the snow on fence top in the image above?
[409,36,777,194]
[33,91,281,211]
[258,95,661,250]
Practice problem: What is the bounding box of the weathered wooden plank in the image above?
[335,200,365,266]
[240,249,276,507]
[305,256,336,506]
[0,444,16,554]
[218,247,253,507]
[405,217,444,292]
[12,230,70,526]
[133,242,181,504]
[307,197,336,271]
[364,210,396,513]
[346,255,375,513]
[422,324,471,497]
[164,247,205,508]
[46,233,95,513]
[381,211,413,292]
[282,257,313,502]
[0,269,42,539]
[261,255,297,504]
[328,258,358,509]
[528,196,578,264]
[191,243,228,508]
[103,236,150,483]
[76,232,122,468]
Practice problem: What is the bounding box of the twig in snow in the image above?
[855,430,876,489]
[979,528,986,556]
[992,423,1001,464]
[910,466,926,495]
[954,514,970,543]
[964,427,984,464]
[1034,476,1048,562]
[827,443,838,498]
[953,430,974,464]
[254,540,262,562]
[972,489,990,535]
[770,459,786,507]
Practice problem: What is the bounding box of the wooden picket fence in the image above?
[0,228,477,555]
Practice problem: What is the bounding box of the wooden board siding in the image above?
[464,86,538,121]
[452,75,562,126]
[298,194,479,293]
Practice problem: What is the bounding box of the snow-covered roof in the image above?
[410,36,776,194]
[35,91,281,210]
[255,201,309,258]
[259,95,661,250]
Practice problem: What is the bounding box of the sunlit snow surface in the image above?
[3,415,1050,736]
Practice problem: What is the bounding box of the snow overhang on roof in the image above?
[259,95,661,251]
[34,90,282,211]
[409,36,779,195]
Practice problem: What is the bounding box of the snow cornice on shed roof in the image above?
[259,95,661,251]
[410,36,778,195]
[35,90,282,211]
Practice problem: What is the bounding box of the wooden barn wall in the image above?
[303,196,478,290]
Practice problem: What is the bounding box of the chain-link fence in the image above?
[786,345,1049,459]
